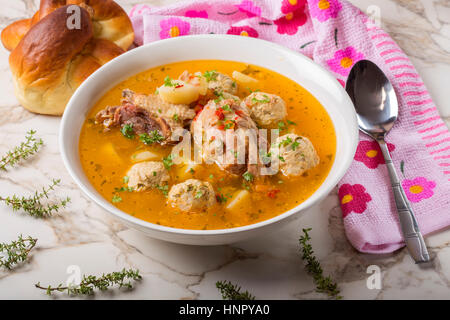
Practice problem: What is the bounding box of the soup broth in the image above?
[79,60,336,230]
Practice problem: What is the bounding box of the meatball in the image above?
[168,179,216,212]
[242,92,287,127]
[207,72,238,95]
[271,134,319,177]
[127,161,169,191]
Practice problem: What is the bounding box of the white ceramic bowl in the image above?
[60,35,358,245]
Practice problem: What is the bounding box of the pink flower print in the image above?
[274,9,307,35]
[159,18,190,39]
[402,177,436,203]
[227,26,259,38]
[339,184,372,218]
[327,46,364,76]
[309,0,342,22]
[354,140,395,169]
[236,0,262,17]
[185,10,208,19]
[281,0,306,14]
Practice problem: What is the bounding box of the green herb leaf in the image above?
[291,140,300,151]
[277,121,286,131]
[251,94,270,104]
[164,76,176,87]
[0,179,70,218]
[216,281,255,300]
[139,131,165,145]
[156,184,169,197]
[216,194,228,203]
[120,124,134,139]
[299,228,341,299]
[242,171,254,182]
[203,70,218,82]
[112,194,122,203]
[35,268,142,296]
[0,235,37,270]
[194,190,204,199]
[287,120,297,126]
[0,130,43,171]
[162,154,174,170]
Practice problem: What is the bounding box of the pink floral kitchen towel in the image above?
[129,0,450,253]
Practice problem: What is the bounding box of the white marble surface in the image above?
[0,0,449,300]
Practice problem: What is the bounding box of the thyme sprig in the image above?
[0,130,43,171]
[35,268,142,296]
[0,179,70,218]
[216,280,255,300]
[0,235,37,269]
[299,228,341,299]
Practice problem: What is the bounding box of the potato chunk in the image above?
[225,190,250,210]
[232,71,258,86]
[158,80,199,105]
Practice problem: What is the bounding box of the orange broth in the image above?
[79,60,336,230]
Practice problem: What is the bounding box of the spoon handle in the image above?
[378,139,431,263]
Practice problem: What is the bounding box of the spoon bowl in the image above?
[346,60,398,139]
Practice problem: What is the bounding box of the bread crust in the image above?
[9,6,124,115]
[1,0,134,51]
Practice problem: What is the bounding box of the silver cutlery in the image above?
[346,60,430,263]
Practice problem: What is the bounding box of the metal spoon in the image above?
[346,60,430,263]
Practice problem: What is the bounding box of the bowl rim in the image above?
[60,34,358,237]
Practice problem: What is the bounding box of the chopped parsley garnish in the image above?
[164,76,176,87]
[224,120,235,130]
[152,171,157,176]
[112,194,122,203]
[278,156,286,162]
[279,136,293,147]
[190,168,195,174]
[214,91,224,103]
[114,186,134,193]
[156,184,169,197]
[139,130,164,145]
[291,140,300,150]
[251,94,270,104]
[173,113,179,121]
[123,176,129,184]
[162,154,174,170]
[195,190,204,199]
[221,104,231,112]
[260,151,272,164]
[277,121,286,131]
[203,70,218,82]
[209,174,214,179]
[242,171,254,182]
[287,120,297,126]
[216,194,228,203]
[120,124,134,139]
